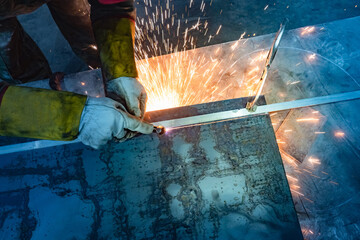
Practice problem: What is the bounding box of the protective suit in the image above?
[0,0,151,148]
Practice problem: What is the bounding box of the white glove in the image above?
[107,77,147,118]
[78,97,153,149]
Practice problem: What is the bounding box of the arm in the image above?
[89,0,137,80]
[0,83,153,148]
[89,0,147,118]
[0,82,86,141]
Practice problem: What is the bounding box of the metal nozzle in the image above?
[153,125,166,135]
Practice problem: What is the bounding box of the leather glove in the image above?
[78,97,153,149]
[107,77,147,119]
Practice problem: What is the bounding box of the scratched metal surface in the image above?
[0,97,302,240]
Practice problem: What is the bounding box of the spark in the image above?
[296,118,319,122]
[216,25,222,35]
[189,0,194,8]
[133,2,280,113]
[330,181,339,185]
[280,150,299,167]
[290,184,301,189]
[335,131,345,138]
[286,175,298,182]
[289,81,300,85]
[301,26,315,36]
[248,66,260,75]
[308,156,321,165]
[308,53,316,61]
[291,189,304,196]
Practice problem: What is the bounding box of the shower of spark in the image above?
[134,0,262,111]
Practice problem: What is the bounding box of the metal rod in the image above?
[246,19,288,111]
[1,90,360,155]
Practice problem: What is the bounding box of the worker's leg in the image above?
[0,17,52,84]
[47,0,101,69]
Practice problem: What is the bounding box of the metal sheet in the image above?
[0,97,302,239]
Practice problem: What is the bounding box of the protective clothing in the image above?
[0,0,100,84]
[0,84,86,140]
[0,0,137,84]
[78,97,153,149]
[92,17,137,79]
[107,77,147,118]
[89,1,146,117]
[0,0,150,143]
[0,83,153,148]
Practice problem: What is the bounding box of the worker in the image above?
[0,0,152,149]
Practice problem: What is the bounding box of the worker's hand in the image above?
[78,97,153,149]
[106,77,147,119]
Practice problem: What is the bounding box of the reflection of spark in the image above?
[308,53,316,61]
[296,118,319,122]
[308,156,321,165]
[300,26,315,36]
[335,131,345,137]
[286,174,298,182]
[280,150,299,167]
[290,81,300,85]
[291,189,304,196]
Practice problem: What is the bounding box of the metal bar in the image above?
[246,19,287,111]
[1,90,360,155]
[154,90,360,128]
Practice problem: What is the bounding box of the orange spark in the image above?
[296,118,319,122]
[301,26,315,36]
[308,53,316,61]
[335,131,345,138]
[308,157,321,165]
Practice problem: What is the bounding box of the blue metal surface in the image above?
[0,97,302,239]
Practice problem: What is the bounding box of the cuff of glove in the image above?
[0,86,87,141]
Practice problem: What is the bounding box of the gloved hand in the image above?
[78,97,153,149]
[107,77,147,119]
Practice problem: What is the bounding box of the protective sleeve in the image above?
[88,0,138,81]
[0,86,87,141]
